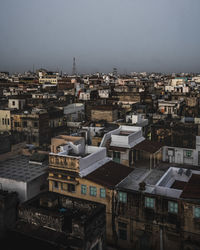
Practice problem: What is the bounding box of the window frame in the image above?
[145,197,155,209]
[168,201,178,214]
[184,150,192,158]
[53,181,59,189]
[194,207,200,218]
[118,222,127,241]
[81,184,87,195]
[90,186,97,197]
[100,188,106,198]
[118,191,127,203]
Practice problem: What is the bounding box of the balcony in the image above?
[49,154,79,171]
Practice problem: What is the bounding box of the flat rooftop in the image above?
[117,168,166,192]
[118,166,200,199]
[0,155,48,182]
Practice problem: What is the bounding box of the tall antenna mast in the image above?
[72,57,77,76]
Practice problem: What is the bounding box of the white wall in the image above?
[79,147,107,171]
[163,146,199,166]
[0,178,27,202]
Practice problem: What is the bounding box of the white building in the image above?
[49,135,111,178]
[0,155,48,202]
[126,114,148,126]
[162,136,200,167]
[158,99,183,115]
[98,89,110,98]
[8,97,26,110]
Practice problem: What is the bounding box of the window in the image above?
[113,151,120,163]
[2,118,4,125]
[23,121,27,127]
[194,207,200,218]
[53,181,58,189]
[168,201,178,214]
[34,122,38,128]
[7,119,9,125]
[61,183,68,191]
[90,186,97,196]
[100,188,106,198]
[184,150,192,158]
[145,197,155,209]
[12,101,15,106]
[118,222,127,240]
[119,191,127,203]
[81,184,87,195]
[68,184,75,193]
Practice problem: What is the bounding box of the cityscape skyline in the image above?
[1,0,200,73]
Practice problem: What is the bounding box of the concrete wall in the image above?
[8,99,26,110]
[27,174,47,201]
[0,178,26,202]
[79,147,107,171]
[163,146,199,166]
[0,110,11,131]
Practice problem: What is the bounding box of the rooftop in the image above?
[85,161,134,188]
[118,166,200,200]
[117,168,165,192]
[0,155,48,182]
[133,139,163,154]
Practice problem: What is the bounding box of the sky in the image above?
[0,0,200,74]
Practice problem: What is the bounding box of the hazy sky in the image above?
[0,0,200,73]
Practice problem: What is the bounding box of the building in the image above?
[48,135,133,245]
[100,125,145,167]
[11,109,50,147]
[115,166,200,249]
[91,105,118,122]
[0,155,48,202]
[162,136,200,166]
[158,99,184,116]
[0,109,11,132]
[8,192,106,250]
[8,96,26,110]
[0,190,18,239]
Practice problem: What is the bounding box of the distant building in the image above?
[91,105,118,122]
[8,96,26,110]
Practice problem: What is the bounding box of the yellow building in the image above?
[48,135,133,245]
[0,109,11,132]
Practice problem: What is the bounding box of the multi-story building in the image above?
[91,105,118,122]
[0,109,11,132]
[48,135,133,245]
[11,109,50,147]
[100,125,145,167]
[115,166,200,250]
[8,96,26,110]
[9,192,106,250]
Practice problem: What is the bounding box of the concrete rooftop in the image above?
[0,155,48,182]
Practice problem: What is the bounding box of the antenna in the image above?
[113,67,117,77]
[72,57,77,76]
